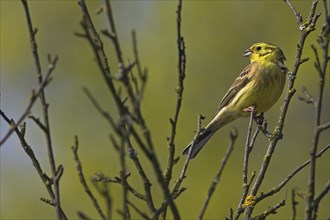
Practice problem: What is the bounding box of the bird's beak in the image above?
[243,49,252,57]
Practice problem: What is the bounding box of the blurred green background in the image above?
[1,0,329,219]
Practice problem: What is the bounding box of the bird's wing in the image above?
[216,63,253,111]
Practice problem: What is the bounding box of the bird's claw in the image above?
[243,106,255,113]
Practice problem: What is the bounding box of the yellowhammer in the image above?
[182,42,287,159]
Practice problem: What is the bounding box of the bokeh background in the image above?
[1,1,329,219]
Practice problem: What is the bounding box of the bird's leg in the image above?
[254,113,272,139]
[244,106,272,139]
[254,113,264,125]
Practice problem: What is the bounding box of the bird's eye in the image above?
[256,46,262,51]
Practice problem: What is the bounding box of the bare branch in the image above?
[291,189,298,220]
[93,173,146,201]
[243,108,256,189]
[306,1,329,218]
[71,136,107,220]
[165,0,186,185]
[252,199,286,220]
[19,1,65,219]
[199,129,237,219]
[127,200,151,220]
[0,67,53,146]
[172,114,204,194]
[255,144,329,203]
[298,86,315,105]
[312,181,330,219]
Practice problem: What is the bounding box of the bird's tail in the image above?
[182,129,215,159]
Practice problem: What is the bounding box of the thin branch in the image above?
[298,86,315,105]
[233,171,256,220]
[103,0,143,128]
[172,114,203,195]
[118,137,130,220]
[82,87,118,133]
[312,181,330,219]
[125,136,156,214]
[317,121,330,133]
[93,173,146,201]
[100,182,113,220]
[21,1,64,218]
[130,30,147,112]
[0,113,67,219]
[306,0,329,218]
[153,114,204,219]
[252,199,286,220]
[255,144,329,203]
[165,0,186,186]
[233,109,258,220]
[291,189,298,220]
[131,30,146,86]
[127,200,150,220]
[71,136,107,220]
[77,211,92,220]
[0,66,54,146]
[77,0,123,113]
[284,0,303,24]
[243,108,256,190]
[198,129,237,220]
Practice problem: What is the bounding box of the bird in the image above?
[182,42,287,159]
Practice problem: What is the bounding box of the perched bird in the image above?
[182,42,287,159]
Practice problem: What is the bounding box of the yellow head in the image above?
[243,42,286,64]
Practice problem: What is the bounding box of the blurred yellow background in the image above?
[1,1,329,219]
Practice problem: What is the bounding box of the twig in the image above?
[77,211,92,220]
[243,108,256,191]
[131,30,147,112]
[249,127,260,149]
[318,121,330,133]
[252,199,286,220]
[313,181,330,219]
[77,0,123,113]
[21,1,64,219]
[103,0,144,129]
[291,189,298,220]
[71,136,107,220]
[233,108,257,220]
[93,173,146,201]
[125,134,156,214]
[0,113,67,218]
[312,181,330,219]
[0,67,53,146]
[198,129,237,220]
[172,114,203,195]
[298,86,315,104]
[153,114,204,219]
[82,87,118,133]
[255,144,329,202]
[127,200,151,220]
[118,135,130,220]
[233,172,256,220]
[165,0,186,186]
[101,182,112,220]
[306,1,329,218]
